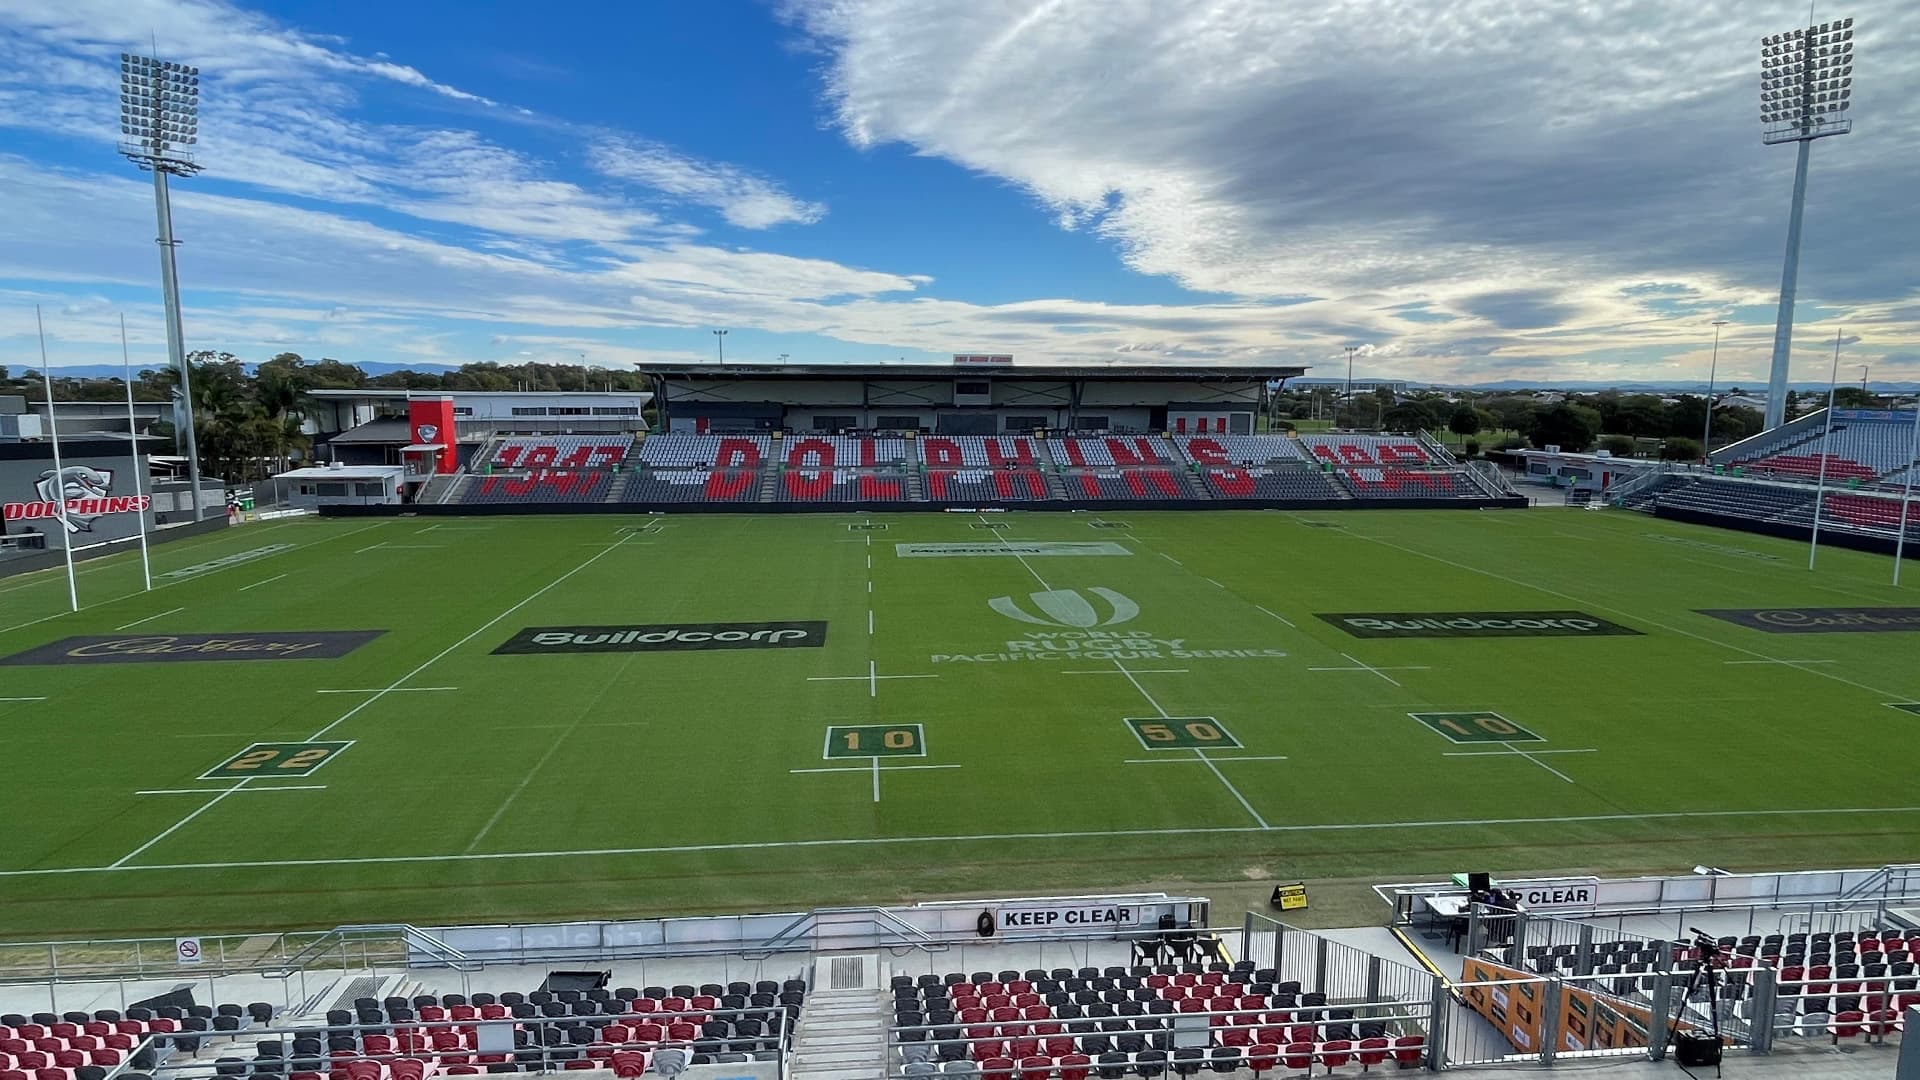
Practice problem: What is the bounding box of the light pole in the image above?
[1344,346,1357,407]
[1703,320,1730,461]
[1759,17,1856,430]
[712,329,728,365]
[119,53,207,520]
[1857,364,1871,395]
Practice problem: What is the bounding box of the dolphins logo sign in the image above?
[416,424,439,443]
[989,588,1139,628]
[36,466,114,533]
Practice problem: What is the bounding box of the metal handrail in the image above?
[744,906,946,959]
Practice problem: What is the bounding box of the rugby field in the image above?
[1,507,1917,937]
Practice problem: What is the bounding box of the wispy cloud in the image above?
[589,139,826,230]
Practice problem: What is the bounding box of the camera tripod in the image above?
[1664,930,1726,1079]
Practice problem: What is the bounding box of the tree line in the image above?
[0,353,650,483]
[1274,384,1893,457]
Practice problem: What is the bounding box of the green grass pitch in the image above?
[1,508,1917,938]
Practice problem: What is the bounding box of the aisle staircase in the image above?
[788,953,889,1080]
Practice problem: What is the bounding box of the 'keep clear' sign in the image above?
[996,903,1140,932]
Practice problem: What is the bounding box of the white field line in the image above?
[1723,659,1836,665]
[1159,553,1183,566]
[1443,748,1600,757]
[315,687,459,695]
[0,520,383,637]
[237,573,287,592]
[1350,532,1917,702]
[306,533,636,740]
[136,786,326,795]
[789,765,964,774]
[1062,669,1189,675]
[1124,756,1291,765]
[10,805,1918,878]
[1205,577,1224,588]
[110,533,638,869]
[873,757,880,802]
[1505,742,1577,783]
[972,512,1267,828]
[465,724,579,852]
[0,696,49,702]
[113,607,184,630]
[1254,606,1297,628]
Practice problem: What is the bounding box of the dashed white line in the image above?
[237,573,287,592]
[1254,605,1297,628]
[114,607,184,630]
[1159,553,1183,566]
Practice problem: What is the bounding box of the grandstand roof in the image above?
[633,361,1307,381]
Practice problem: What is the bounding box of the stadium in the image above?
[4,4,1920,1080]
[5,349,1919,1079]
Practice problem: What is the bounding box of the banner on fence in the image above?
[1459,958,1680,1053]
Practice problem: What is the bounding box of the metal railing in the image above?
[94,1004,792,1080]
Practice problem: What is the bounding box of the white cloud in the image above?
[780,0,1920,380]
[590,139,826,229]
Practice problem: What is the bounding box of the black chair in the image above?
[1135,1048,1168,1077]
[556,990,583,1005]
[500,992,526,1007]
[1095,1051,1129,1078]
[442,994,468,1008]
[510,1004,537,1020]
[1206,1046,1240,1073]
[213,1057,247,1077]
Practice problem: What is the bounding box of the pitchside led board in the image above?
[408,396,459,475]
[0,443,156,552]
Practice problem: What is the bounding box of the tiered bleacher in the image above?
[621,435,771,505]
[1174,437,1340,502]
[1720,411,1920,486]
[29,981,814,1080]
[1621,475,1920,541]
[922,437,1054,503]
[1334,468,1484,500]
[1502,929,1920,1046]
[459,472,612,504]
[1298,435,1440,468]
[439,431,1508,509]
[1050,438,1199,501]
[773,436,914,502]
[490,437,631,471]
[889,963,1425,1077]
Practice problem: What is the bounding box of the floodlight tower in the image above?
[1758,18,1855,430]
[118,53,207,520]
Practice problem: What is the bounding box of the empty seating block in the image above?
[926,470,1053,502]
[1175,436,1306,466]
[636,435,771,469]
[1058,470,1193,500]
[774,470,912,502]
[1048,438,1175,468]
[454,472,611,504]
[890,969,1424,1077]
[782,436,911,467]
[1299,434,1434,466]
[1336,468,1482,500]
[620,470,761,503]
[492,436,631,470]
[1199,468,1342,500]
[919,437,1044,469]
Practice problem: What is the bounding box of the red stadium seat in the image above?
[609,1052,646,1078]
[1282,1044,1315,1071]
[1391,1035,1425,1067]
[1357,1037,1390,1069]
[1016,1056,1052,1080]
[980,1057,1016,1080]
[1321,1039,1353,1068]
[1057,1053,1090,1080]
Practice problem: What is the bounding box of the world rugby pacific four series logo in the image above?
[932,588,1287,664]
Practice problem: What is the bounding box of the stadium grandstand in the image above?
[1612,406,1920,550]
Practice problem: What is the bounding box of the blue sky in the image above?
[2,0,1917,385]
